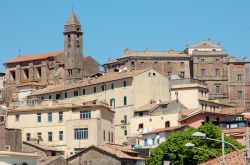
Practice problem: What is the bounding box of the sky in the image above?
[0,0,250,72]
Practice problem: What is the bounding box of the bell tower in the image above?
[63,12,83,82]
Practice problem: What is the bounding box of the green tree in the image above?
[145,123,244,165]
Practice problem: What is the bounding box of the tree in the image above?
[145,123,244,165]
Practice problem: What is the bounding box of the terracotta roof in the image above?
[219,107,246,115]
[69,143,144,161]
[30,69,151,96]
[0,151,39,158]
[8,100,114,113]
[5,50,64,64]
[179,107,245,122]
[23,141,64,152]
[103,49,188,65]
[187,40,221,49]
[38,156,65,165]
[142,124,188,135]
[199,149,246,165]
[134,100,174,112]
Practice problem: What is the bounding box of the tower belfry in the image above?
[63,12,83,82]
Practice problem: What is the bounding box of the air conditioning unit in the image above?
[5,145,10,151]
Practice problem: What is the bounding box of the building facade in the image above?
[102,49,191,79]
[26,68,170,144]
[185,39,250,107]
[7,100,115,156]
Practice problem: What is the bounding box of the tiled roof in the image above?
[142,124,188,135]
[219,107,246,115]
[38,156,65,165]
[199,149,246,165]
[69,143,144,161]
[5,50,64,64]
[0,151,39,157]
[187,40,221,49]
[30,69,151,96]
[8,100,114,113]
[23,141,64,152]
[179,107,245,122]
[103,49,188,65]
[134,100,174,112]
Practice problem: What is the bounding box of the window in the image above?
[93,87,96,93]
[73,90,79,96]
[56,94,60,100]
[108,132,111,142]
[48,112,52,122]
[141,61,144,68]
[124,115,127,124]
[15,114,20,122]
[238,91,243,99]
[216,86,220,94]
[131,61,135,70]
[111,83,114,90]
[180,72,185,78]
[59,131,63,141]
[0,115,4,123]
[144,139,147,146]
[139,112,143,117]
[103,130,105,141]
[180,62,185,67]
[152,137,155,145]
[139,123,144,129]
[110,98,115,108]
[123,81,127,87]
[59,112,63,122]
[37,113,42,123]
[206,116,210,122]
[49,95,52,99]
[80,110,91,119]
[123,96,127,106]
[124,129,127,136]
[26,133,31,141]
[215,59,220,63]
[201,59,205,63]
[74,128,88,139]
[154,61,158,66]
[64,92,67,98]
[82,89,86,95]
[215,69,220,77]
[37,132,42,140]
[201,69,205,77]
[111,132,114,142]
[101,85,105,91]
[237,74,242,82]
[48,132,53,142]
[165,121,170,128]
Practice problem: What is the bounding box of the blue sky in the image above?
[1,0,250,72]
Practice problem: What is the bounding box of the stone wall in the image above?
[5,128,22,152]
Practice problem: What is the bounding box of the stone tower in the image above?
[63,12,83,82]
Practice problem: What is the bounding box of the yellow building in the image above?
[7,100,115,156]
[24,68,170,144]
[130,100,187,146]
